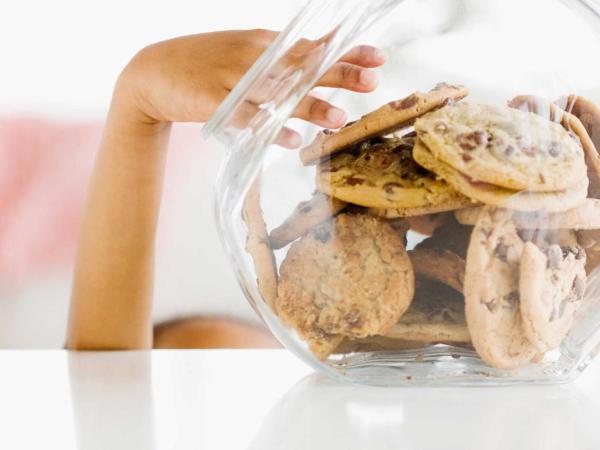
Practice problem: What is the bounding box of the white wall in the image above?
[0,0,305,117]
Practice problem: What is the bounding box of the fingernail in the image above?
[326,108,346,125]
[359,70,379,87]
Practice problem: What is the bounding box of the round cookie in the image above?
[455,199,600,230]
[300,83,469,165]
[269,192,347,249]
[413,140,589,213]
[464,209,538,370]
[242,177,278,309]
[519,241,586,353]
[384,280,470,343]
[276,213,415,359]
[415,101,587,192]
[317,136,470,209]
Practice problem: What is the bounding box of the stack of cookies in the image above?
[243,83,600,370]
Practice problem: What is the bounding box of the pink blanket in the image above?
[0,118,205,286]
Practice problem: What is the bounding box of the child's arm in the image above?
[67,30,386,350]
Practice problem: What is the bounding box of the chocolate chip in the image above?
[520,145,537,157]
[462,154,473,162]
[300,205,313,214]
[451,353,461,359]
[313,227,331,243]
[504,145,515,157]
[346,177,365,186]
[323,129,334,136]
[573,275,586,299]
[393,94,419,110]
[458,131,489,151]
[482,298,499,313]
[502,292,519,308]
[548,142,561,157]
[494,241,509,262]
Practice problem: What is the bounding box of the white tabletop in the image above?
[1,350,600,450]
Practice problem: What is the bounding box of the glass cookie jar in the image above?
[204,0,600,385]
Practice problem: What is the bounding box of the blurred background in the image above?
[0,0,304,348]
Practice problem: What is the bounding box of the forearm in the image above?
[67,79,171,350]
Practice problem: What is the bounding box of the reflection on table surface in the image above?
[0,350,598,449]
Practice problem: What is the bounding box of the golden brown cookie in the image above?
[464,209,538,370]
[269,192,347,249]
[242,177,278,309]
[316,136,469,209]
[384,280,470,343]
[510,95,600,198]
[416,101,587,192]
[413,140,588,213]
[277,213,415,360]
[300,83,469,165]
[455,200,600,230]
[519,241,586,353]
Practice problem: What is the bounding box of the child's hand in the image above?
[117,30,387,147]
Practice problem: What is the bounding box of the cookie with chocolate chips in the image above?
[269,192,347,249]
[276,213,414,360]
[415,101,587,192]
[519,240,586,352]
[316,136,470,210]
[384,279,470,343]
[300,83,469,165]
[413,140,588,212]
[464,209,538,369]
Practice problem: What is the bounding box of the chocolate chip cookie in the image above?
[464,209,538,369]
[519,241,586,352]
[415,101,587,192]
[317,136,470,210]
[300,83,469,165]
[277,213,415,360]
